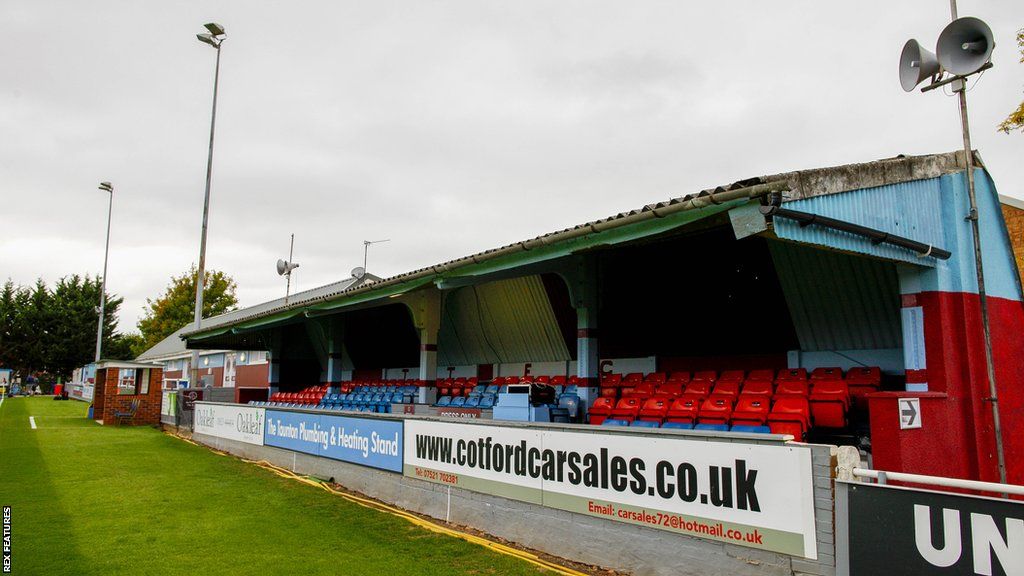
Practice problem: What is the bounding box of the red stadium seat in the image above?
[492,376,507,386]
[683,381,712,398]
[697,396,734,425]
[691,370,717,384]
[740,380,773,397]
[665,396,702,424]
[623,373,644,386]
[638,398,670,423]
[644,372,667,385]
[588,397,616,425]
[602,374,622,389]
[809,380,850,428]
[731,396,771,426]
[600,387,619,399]
[551,375,567,387]
[810,367,843,381]
[774,380,809,398]
[711,381,740,400]
[767,397,812,439]
[845,367,882,406]
[567,375,581,385]
[506,376,522,384]
[610,397,643,422]
[625,382,656,398]
[776,368,808,383]
[535,375,551,385]
[667,371,691,385]
[654,382,684,398]
[718,370,746,384]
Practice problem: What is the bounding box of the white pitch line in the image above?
[29,416,37,429]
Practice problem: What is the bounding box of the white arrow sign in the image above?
[899,398,921,430]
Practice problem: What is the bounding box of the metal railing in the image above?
[853,467,1024,497]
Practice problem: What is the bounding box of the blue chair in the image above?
[694,423,730,432]
[662,422,694,430]
[730,425,771,434]
[465,396,481,408]
[498,385,509,394]
[602,419,630,427]
[552,385,564,396]
[558,393,580,419]
[632,420,660,428]
[564,385,578,395]
[470,384,487,397]
[436,396,452,407]
[390,392,404,405]
[484,384,499,394]
[452,397,467,407]
[479,394,495,409]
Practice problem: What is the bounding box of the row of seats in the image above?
[601,419,770,433]
[436,395,498,409]
[339,379,425,393]
[589,395,817,439]
[600,367,880,404]
[251,390,413,413]
[268,385,329,405]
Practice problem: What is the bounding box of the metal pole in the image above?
[285,233,295,304]
[363,241,369,272]
[191,39,223,387]
[947,0,1006,485]
[94,187,113,362]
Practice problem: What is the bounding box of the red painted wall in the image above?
[234,364,269,388]
[870,291,1024,484]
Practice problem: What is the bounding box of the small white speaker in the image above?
[899,39,942,92]
[937,17,994,76]
[276,259,288,275]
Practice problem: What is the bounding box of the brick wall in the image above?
[1003,204,1024,283]
[97,367,164,426]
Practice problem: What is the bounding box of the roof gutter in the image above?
[183,180,789,339]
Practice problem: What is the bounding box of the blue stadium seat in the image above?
[693,423,730,432]
[602,419,631,427]
[470,384,487,397]
[661,422,694,430]
[558,393,580,419]
[730,425,771,434]
[632,420,660,428]
[452,397,467,407]
[479,394,495,409]
[564,385,578,395]
[484,384,499,394]
[465,396,481,408]
[436,396,452,407]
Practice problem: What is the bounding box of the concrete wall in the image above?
[192,422,837,576]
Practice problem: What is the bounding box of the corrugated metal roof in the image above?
[438,275,570,365]
[182,150,972,340]
[768,239,901,351]
[773,177,946,265]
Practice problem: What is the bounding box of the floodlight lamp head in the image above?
[204,23,225,37]
[899,39,942,92]
[937,17,994,76]
[197,33,220,48]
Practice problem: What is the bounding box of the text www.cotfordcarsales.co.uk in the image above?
[414,434,761,512]
[3,506,11,573]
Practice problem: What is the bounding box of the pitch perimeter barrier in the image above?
[188,402,837,576]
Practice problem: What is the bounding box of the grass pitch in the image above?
[0,397,548,575]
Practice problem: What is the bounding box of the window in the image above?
[139,369,150,395]
[118,369,137,395]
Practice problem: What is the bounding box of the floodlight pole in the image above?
[94,183,113,362]
[191,26,225,388]
[947,0,1006,485]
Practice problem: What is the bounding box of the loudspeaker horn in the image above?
[937,16,994,76]
[899,39,941,92]
[276,259,287,275]
[351,266,365,279]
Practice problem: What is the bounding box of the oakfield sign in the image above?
[192,402,265,446]
[404,420,818,558]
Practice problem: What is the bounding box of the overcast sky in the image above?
[2,1,1021,334]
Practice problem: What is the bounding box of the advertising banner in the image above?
[837,481,1023,576]
[404,420,817,558]
[193,402,265,446]
[265,410,403,473]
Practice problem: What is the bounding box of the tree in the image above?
[998,28,1024,134]
[106,332,146,360]
[137,267,238,354]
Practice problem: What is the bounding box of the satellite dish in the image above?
[937,17,994,76]
[351,266,366,279]
[276,259,288,276]
[899,39,941,92]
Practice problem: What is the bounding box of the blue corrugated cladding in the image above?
[774,178,945,266]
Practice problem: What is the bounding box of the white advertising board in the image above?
[193,402,265,446]
[405,420,817,558]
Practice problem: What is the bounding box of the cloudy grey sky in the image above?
[2,1,1021,333]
